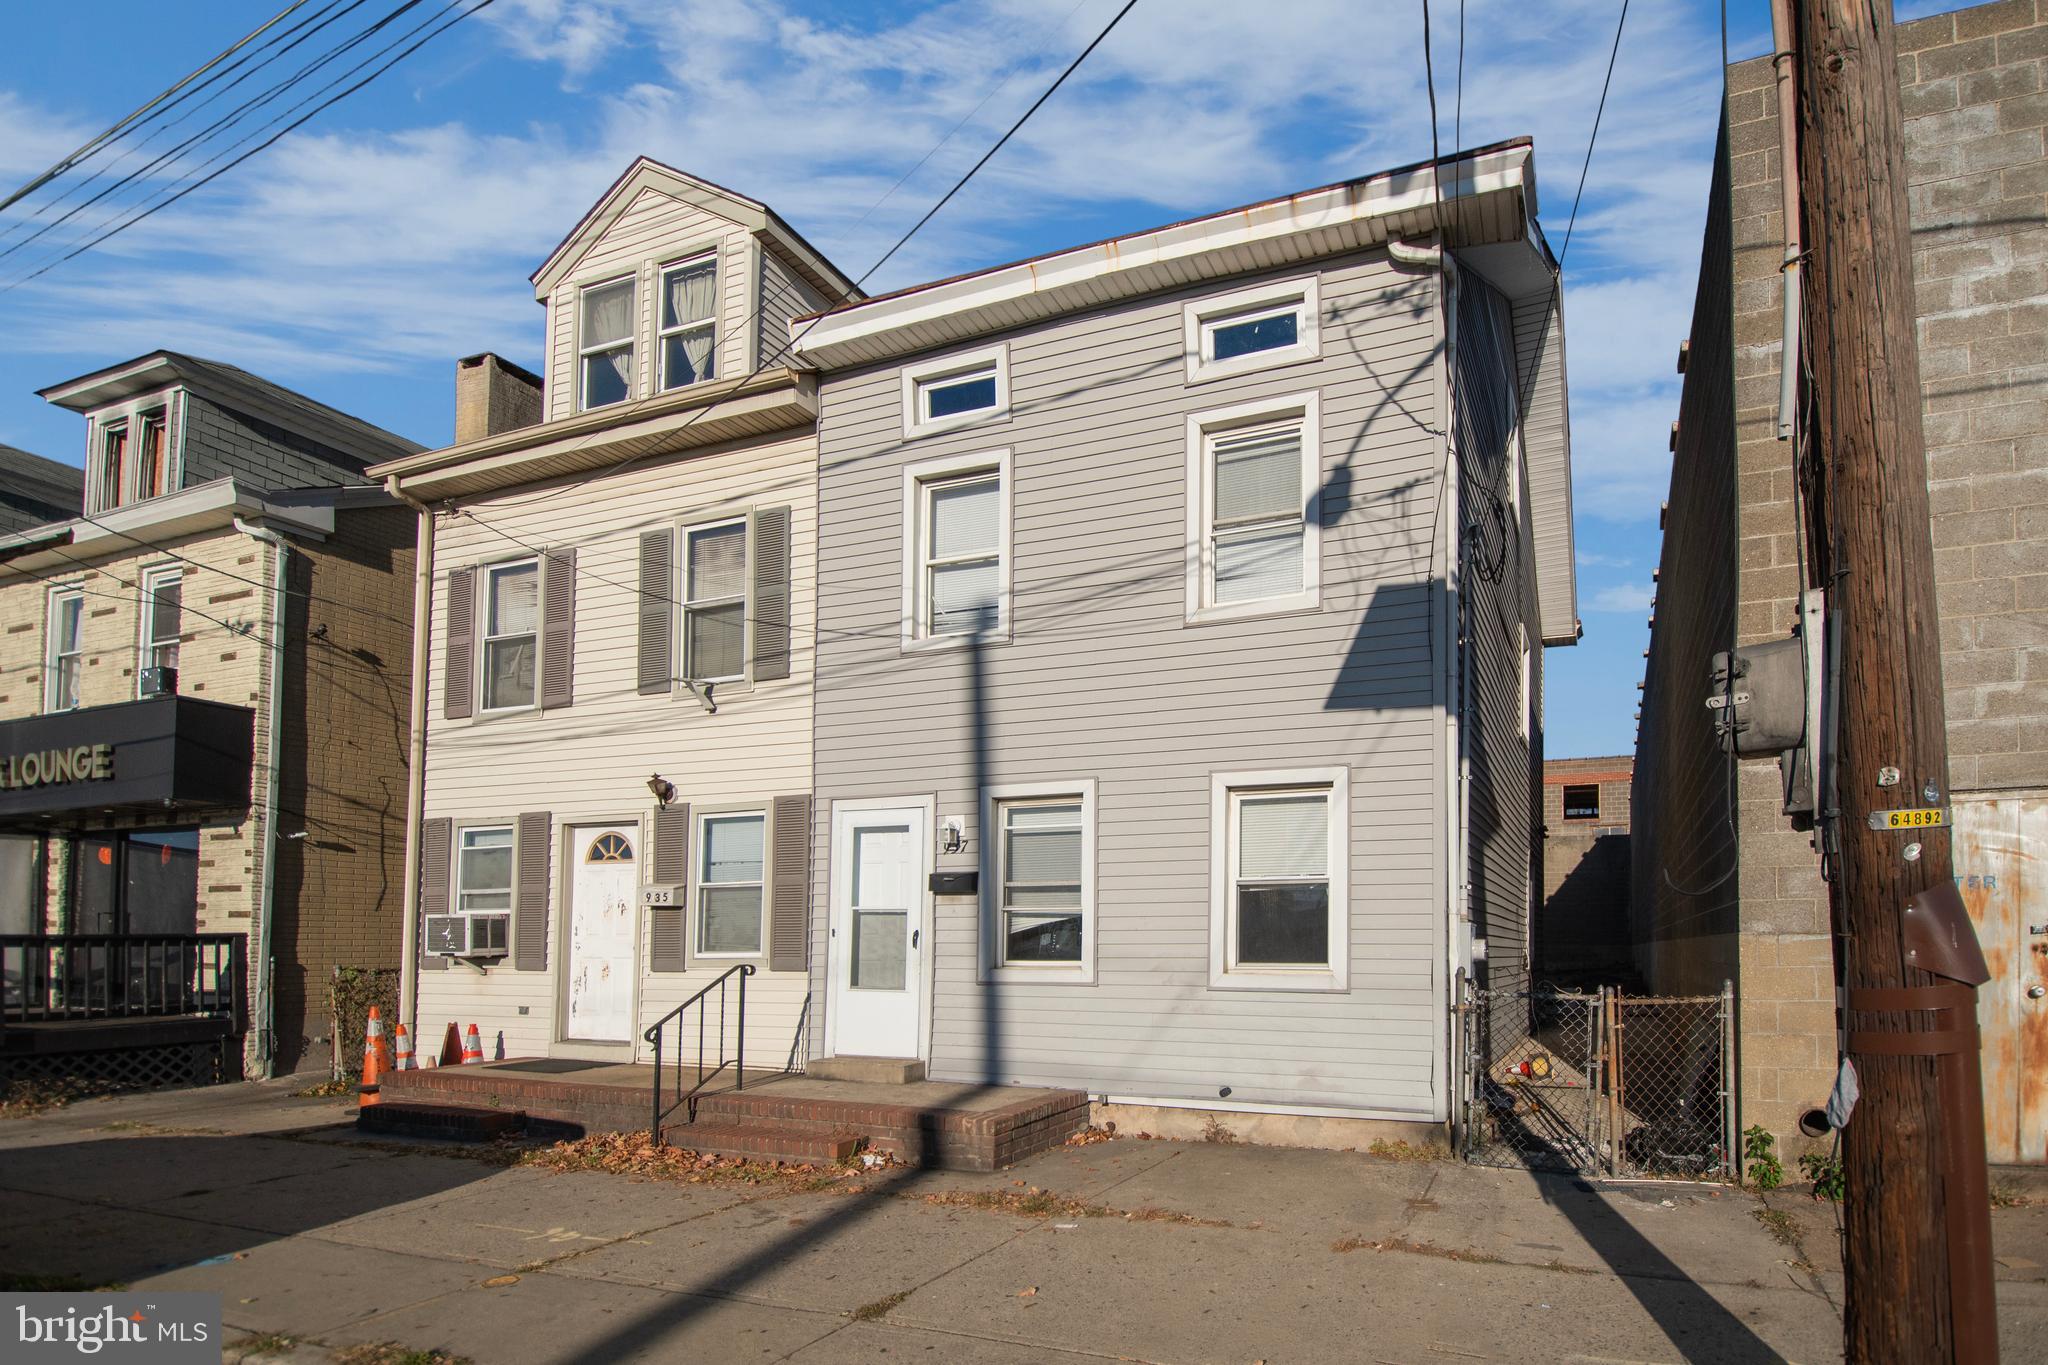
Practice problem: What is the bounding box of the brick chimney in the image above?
[454,353,543,444]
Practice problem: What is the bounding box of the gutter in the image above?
[385,476,435,1035]
[233,514,289,1078]
[1770,0,1804,441]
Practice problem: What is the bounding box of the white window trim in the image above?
[979,778,1097,984]
[477,557,541,716]
[900,447,1013,652]
[129,408,170,503]
[1208,766,1349,992]
[693,806,768,960]
[657,251,720,393]
[137,563,182,692]
[44,585,84,714]
[1182,274,1321,384]
[455,822,516,917]
[577,273,637,412]
[900,343,1010,437]
[1184,390,1322,625]
[680,513,751,685]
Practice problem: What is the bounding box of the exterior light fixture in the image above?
[647,774,676,807]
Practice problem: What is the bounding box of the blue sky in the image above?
[1,0,1917,757]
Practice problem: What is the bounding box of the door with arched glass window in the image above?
[564,825,638,1044]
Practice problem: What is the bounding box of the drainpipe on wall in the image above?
[233,514,288,1078]
[1770,0,1804,442]
[386,478,434,1035]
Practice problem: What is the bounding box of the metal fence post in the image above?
[1720,978,1737,1181]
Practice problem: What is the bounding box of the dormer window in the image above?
[134,412,167,500]
[580,278,635,410]
[659,255,718,391]
[95,422,128,509]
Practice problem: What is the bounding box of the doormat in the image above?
[489,1059,612,1074]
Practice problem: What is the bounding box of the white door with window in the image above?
[829,803,928,1059]
[564,825,637,1044]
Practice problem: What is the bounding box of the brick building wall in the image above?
[1637,0,2048,1152]
[1539,755,1634,983]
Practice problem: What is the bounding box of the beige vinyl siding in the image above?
[1452,267,1537,1004]
[416,428,817,1062]
[758,248,834,370]
[542,188,755,422]
[810,249,1453,1118]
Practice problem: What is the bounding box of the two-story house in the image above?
[789,138,1578,1139]
[368,160,857,1068]
[0,351,419,1081]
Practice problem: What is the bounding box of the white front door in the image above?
[829,804,928,1059]
[564,824,637,1044]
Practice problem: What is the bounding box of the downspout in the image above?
[233,514,288,1078]
[387,477,434,1035]
[1770,0,1803,441]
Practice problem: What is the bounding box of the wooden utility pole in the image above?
[1791,2,1997,1360]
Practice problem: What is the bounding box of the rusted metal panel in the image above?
[1951,796,2047,1164]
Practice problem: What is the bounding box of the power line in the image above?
[0,1,320,218]
[1454,0,1466,153]
[1558,0,1631,270]
[2,0,494,293]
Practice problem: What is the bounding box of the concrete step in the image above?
[664,1120,863,1165]
[357,1101,527,1142]
[804,1055,926,1084]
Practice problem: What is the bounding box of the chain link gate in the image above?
[1456,974,1736,1180]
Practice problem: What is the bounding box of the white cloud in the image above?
[1587,583,1655,614]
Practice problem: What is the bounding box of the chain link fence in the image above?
[1457,976,1734,1180]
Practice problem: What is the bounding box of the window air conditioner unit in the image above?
[424,912,510,958]
[139,666,178,698]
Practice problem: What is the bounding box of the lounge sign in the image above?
[0,744,115,791]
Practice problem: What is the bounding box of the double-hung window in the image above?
[480,560,539,712]
[698,812,765,956]
[659,255,718,391]
[683,518,747,681]
[983,780,1095,980]
[901,345,1009,435]
[456,826,514,913]
[134,411,168,500]
[46,588,84,712]
[1187,394,1321,621]
[140,566,182,683]
[1183,276,1320,383]
[95,423,128,511]
[579,278,635,410]
[1210,767,1348,989]
[904,451,1010,646]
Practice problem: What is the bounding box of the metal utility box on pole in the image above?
[1788,1,1997,1360]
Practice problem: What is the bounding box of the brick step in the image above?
[664,1120,863,1165]
[358,1101,527,1142]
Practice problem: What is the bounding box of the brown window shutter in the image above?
[443,568,475,719]
[769,794,810,973]
[638,529,674,696]
[649,802,690,972]
[514,811,551,971]
[540,549,576,710]
[751,506,792,682]
[420,817,452,972]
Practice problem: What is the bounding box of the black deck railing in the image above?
[1,934,249,1030]
[645,963,752,1143]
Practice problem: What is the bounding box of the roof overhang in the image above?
[790,136,1578,644]
[0,478,347,580]
[368,367,817,503]
[529,157,859,305]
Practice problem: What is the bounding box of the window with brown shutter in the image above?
[419,817,452,971]
[752,506,792,682]
[638,530,674,696]
[769,794,810,972]
[540,549,575,710]
[649,802,690,971]
[443,568,475,719]
[514,812,551,970]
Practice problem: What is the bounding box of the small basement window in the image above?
[1562,784,1600,821]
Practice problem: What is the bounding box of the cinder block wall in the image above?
[1539,756,1635,982]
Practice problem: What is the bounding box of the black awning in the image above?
[0,696,254,827]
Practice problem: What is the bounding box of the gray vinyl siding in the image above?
[758,248,833,370]
[1452,267,1537,1004]
[179,391,372,489]
[810,248,1454,1119]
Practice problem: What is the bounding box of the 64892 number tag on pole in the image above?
[1866,806,1949,831]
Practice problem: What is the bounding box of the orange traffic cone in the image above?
[393,1022,416,1071]
[439,1021,462,1067]
[359,1012,385,1108]
[370,1006,394,1075]
[460,1024,484,1065]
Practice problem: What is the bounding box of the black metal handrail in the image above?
[1,934,249,1030]
[644,963,753,1143]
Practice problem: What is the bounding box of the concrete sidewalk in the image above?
[2,1081,2043,1364]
